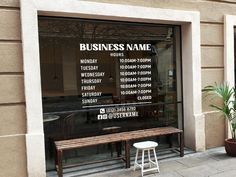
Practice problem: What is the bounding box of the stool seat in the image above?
[133,141,160,176]
[133,141,158,149]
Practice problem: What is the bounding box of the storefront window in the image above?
[38,16,182,170]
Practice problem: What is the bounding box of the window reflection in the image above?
[38,17,182,170]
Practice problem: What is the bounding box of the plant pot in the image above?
[225,139,236,157]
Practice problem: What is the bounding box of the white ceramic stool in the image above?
[133,141,160,176]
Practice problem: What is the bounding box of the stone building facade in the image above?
[1,0,236,176]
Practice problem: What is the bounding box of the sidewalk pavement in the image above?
[89,147,236,177]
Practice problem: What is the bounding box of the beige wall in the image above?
[0,1,27,177]
[1,0,236,176]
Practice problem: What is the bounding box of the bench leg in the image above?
[57,150,63,177]
[180,132,184,157]
[125,140,130,168]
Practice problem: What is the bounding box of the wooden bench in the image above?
[54,127,184,177]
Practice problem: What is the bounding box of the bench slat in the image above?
[55,127,182,150]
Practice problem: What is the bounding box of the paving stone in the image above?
[209,170,236,177]
[176,156,217,167]
[207,152,232,161]
[206,147,225,155]
[158,160,188,173]
[176,164,219,177]
[152,171,183,177]
[208,159,236,172]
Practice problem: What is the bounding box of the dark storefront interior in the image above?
[38,16,183,172]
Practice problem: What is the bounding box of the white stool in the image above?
[133,141,160,176]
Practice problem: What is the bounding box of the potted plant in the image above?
[203,83,236,156]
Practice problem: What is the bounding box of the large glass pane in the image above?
[38,17,182,171]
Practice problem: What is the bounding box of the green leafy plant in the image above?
[203,83,236,140]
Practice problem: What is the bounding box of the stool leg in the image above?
[153,148,160,173]
[134,149,139,171]
[148,149,151,168]
[141,150,145,177]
